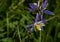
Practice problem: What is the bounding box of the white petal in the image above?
[33,3,37,6]
[40,23,45,26]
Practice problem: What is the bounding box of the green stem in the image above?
[46,15,58,21]
[17,25,22,42]
[54,23,59,42]
[40,31,41,42]
[6,12,9,37]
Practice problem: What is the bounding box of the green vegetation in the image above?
[0,0,60,42]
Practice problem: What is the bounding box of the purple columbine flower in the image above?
[29,0,54,15]
[26,13,45,32]
[34,13,45,31]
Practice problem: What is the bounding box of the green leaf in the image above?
[57,32,60,38]
[0,38,14,42]
[0,0,11,12]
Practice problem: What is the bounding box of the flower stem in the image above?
[6,12,9,37]
[46,15,59,21]
[40,31,41,42]
[17,25,22,42]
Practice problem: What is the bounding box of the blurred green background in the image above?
[0,0,60,42]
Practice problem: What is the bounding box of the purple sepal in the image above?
[42,0,48,9]
[29,3,38,10]
[29,8,35,12]
[26,24,33,28]
[41,19,47,24]
[42,10,54,15]
[35,13,39,22]
[39,14,43,21]
[29,27,34,32]
[26,24,34,32]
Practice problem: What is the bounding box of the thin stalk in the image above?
[6,12,9,37]
[46,21,53,42]
[46,15,59,21]
[12,0,25,10]
[40,31,41,42]
[54,23,59,42]
[17,25,22,42]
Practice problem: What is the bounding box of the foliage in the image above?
[0,0,60,42]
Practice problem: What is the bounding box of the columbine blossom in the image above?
[29,0,54,15]
[34,13,45,30]
[26,13,45,32]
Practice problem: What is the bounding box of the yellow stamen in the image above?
[35,24,41,30]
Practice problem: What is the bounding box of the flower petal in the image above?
[42,10,54,15]
[29,8,35,12]
[39,14,43,20]
[26,24,33,28]
[29,27,34,32]
[41,19,47,23]
[29,3,38,10]
[35,13,39,22]
[42,0,48,10]
[26,24,34,32]
[40,22,45,26]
